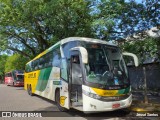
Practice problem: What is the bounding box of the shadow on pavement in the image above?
[30,94,130,118]
[34,105,130,118]
[15,87,24,90]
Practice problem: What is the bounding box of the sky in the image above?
[126,0,143,3]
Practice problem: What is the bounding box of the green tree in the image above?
[5,54,29,72]
[0,54,8,82]
[0,0,159,59]
[91,0,126,39]
[120,37,159,64]
[92,0,159,40]
[0,0,93,58]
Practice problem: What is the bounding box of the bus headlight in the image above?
[90,93,101,99]
[83,90,101,99]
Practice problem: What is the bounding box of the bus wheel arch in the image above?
[55,88,66,111]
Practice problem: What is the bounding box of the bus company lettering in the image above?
[92,88,117,96]
[28,73,36,78]
[104,91,114,96]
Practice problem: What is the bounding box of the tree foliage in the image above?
[5,54,29,72]
[121,37,159,64]
[0,54,8,81]
[0,0,93,58]
[92,0,160,40]
[90,0,159,64]
[0,0,159,60]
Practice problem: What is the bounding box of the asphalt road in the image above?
[0,84,159,120]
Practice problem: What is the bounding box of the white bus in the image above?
[24,37,138,113]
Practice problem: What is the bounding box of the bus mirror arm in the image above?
[122,52,139,67]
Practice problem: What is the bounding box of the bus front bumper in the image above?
[83,94,132,112]
[14,82,24,87]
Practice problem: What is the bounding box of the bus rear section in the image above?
[4,72,13,86]
[5,70,24,87]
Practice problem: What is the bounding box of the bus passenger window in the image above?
[48,52,53,66]
[62,41,78,59]
[31,62,34,71]
[39,58,44,69]
[34,59,39,70]
[52,50,61,67]
[44,54,49,67]
[25,63,31,72]
[61,58,68,81]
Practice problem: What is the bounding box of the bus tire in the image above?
[13,82,14,87]
[55,89,66,112]
[27,85,30,95]
[28,85,33,96]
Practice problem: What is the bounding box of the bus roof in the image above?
[27,37,117,64]
[60,37,116,46]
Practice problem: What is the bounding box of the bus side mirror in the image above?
[70,47,88,64]
[122,52,139,67]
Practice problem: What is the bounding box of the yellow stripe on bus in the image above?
[33,50,48,60]
[91,87,125,96]
[26,50,48,64]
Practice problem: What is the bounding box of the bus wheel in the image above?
[55,89,66,112]
[27,85,30,95]
[28,85,33,96]
[13,82,14,87]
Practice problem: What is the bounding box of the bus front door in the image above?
[70,53,83,109]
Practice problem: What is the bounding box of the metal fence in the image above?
[128,63,160,91]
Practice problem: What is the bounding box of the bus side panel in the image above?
[5,77,13,85]
[35,67,52,92]
[24,70,40,93]
[34,67,61,101]
[24,73,27,90]
[5,72,14,85]
[46,67,61,100]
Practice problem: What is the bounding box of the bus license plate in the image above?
[112,103,120,108]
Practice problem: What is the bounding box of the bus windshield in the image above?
[84,43,128,86]
[5,73,12,77]
[16,75,24,81]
